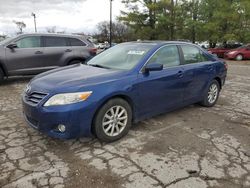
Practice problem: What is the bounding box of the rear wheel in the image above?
[235,54,243,61]
[200,80,220,107]
[93,98,132,142]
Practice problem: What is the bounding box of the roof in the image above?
[16,33,88,38]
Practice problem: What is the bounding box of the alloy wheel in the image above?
[102,105,128,137]
[208,83,218,104]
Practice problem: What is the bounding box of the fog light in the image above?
[58,124,66,132]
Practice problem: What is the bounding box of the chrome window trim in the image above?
[139,43,211,74]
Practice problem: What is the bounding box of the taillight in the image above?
[89,48,97,55]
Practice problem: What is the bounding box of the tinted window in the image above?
[44,37,67,47]
[16,36,41,48]
[181,45,208,64]
[69,38,86,46]
[148,45,180,67]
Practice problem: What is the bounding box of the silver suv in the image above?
[0,33,96,81]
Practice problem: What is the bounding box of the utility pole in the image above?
[31,12,37,33]
[109,0,113,47]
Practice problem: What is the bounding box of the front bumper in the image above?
[22,95,97,139]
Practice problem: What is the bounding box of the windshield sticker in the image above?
[128,50,145,55]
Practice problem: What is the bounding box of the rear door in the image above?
[180,45,215,102]
[42,36,71,67]
[136,45,185,117]
[5,36,43,75]
[68,37,92,62]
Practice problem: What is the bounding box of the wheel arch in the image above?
[235,53,244,60]
[0,61,8,77]
[214,77,222,90]
[66,57,86,66]
[91,94,135,135]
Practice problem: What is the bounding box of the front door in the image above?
[5,36,44,75]
[136,45,185,118]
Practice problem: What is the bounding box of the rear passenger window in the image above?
[148,45,180,68]
[69,38,86,46]
[181,45,209,64]
[44,37,67,47]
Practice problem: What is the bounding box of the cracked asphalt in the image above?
[0,61,250,188]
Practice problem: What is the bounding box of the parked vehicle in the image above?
[96,43,106,49]
[207,43,242,58]
[224,44,250,61]
[22,41,227,142]
[0,33,97,82]
[197,41,209,49]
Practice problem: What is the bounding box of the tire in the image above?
[68,59,84,65]
[93,98,132,142]
[235,54,243,61]
[0,68,4,83]
[200,80,220,107]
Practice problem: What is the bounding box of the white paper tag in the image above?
[128,50,145,55]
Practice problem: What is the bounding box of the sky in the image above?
[0,0,125,36]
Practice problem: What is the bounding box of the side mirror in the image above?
[144,63,163,73]
[6,43,17,49]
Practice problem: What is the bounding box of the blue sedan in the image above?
[22,41,227,142]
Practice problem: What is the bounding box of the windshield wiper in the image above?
[88,64,111,69]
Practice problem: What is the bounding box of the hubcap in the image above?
[236,55,243,61]
[102,106,128,137]
[208,84,218,104]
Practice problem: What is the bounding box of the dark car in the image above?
[208,43,242,58]
[0,33,97,82]
[22,41,227,142]
[224,44,250,61]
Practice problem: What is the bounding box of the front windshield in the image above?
[88,43,156,70]
[0,37,14,45]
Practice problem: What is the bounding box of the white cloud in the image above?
[0,0,125,35]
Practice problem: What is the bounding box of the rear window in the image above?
[69,38,86,46]
[44,37,68,47]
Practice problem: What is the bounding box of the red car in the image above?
[208,43,242,58]
[224,44,250,61]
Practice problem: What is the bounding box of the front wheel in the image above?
[93,98,132,142]
[235,54,243,61]
[200,80,220,107]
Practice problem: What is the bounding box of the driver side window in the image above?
[147,45,180,68]
[16,36,41,48]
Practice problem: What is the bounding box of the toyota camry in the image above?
[22,41,227,142]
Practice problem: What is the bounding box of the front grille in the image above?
[25,91,48,106]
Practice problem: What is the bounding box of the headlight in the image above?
[228,51,236,55]
[44,91,92,106]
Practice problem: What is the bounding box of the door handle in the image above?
[65,49,72,52]
[35,51,43,55]
[177,70,184,78]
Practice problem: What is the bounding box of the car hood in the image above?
[30,64,124,93]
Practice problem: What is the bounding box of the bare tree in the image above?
[95,21,133,43]
[13,21,26,34]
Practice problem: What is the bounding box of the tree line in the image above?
[96,0,250,46]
